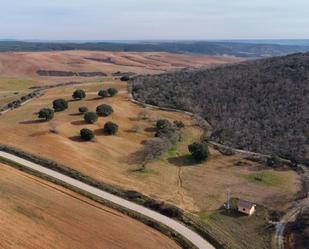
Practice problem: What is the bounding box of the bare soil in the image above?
[0,164,180,249]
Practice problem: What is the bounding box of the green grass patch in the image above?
[128,167,159,176]
[244,170,284,187]
[168,144,179,157]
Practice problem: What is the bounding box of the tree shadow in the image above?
[144,127,156,132]
[219,208,245,218]
[69,113,82,116]
[19,119,45,125]
[68,99,81,102]
[168,155,199,167]
[71,120,87,125]
[94,129,105,136]
[125,150,144,165]
[68,136,91,142]
[29,131,49,137]
[86,97,102,101]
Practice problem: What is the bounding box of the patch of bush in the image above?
[155,119,181,144]
[96,104,114,117]
[98,89,109,98]
[104,122,119,135]
[80,128,94,141]
[174,120,185,129]
[107,88,118,97]
[38,108,54,121]
[84,112,98,124]
[188,142,209,162]
[72,89,86,100]
[79,106,88,114]
[266,154,280,168]
[53,99,68,112]
[120,75,130,81]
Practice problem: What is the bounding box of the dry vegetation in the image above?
[0,51,241,85]
[0,164,180,249]
[0,79,301,248]
[132,53,309,165]
[0,52,302,249]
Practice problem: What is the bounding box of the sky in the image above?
[0,0,308,40]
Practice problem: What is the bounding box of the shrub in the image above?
[79,106,88,114]
[188,142,209,162]
[84,112,98,124]
[72,89,86,100]
[155,119,180,144]
[156,119,172,130]
[174,120,185,128]
[266,154,280,168]
[53,99,68,112]
[80,128,94,141]
[107,88,118,97]
[38,108,54,121]
[98,89,109,98]
[104,122,119,135]
[120,75,130,81]
[96,104,114,117]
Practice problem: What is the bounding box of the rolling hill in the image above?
[132,52,309,165]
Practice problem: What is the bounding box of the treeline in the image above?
[1,41,309,57]
[132,53,309,165]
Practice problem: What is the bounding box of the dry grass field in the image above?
[0,164,180,249]
[0,80,300,213]
[0,51,241,86]
[0,52,300,248]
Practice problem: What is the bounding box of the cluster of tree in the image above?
[289,206,309,248]
[98,88,118,98]
[132,53,309,165]
[138,119,184,167]
[38,98,68,121]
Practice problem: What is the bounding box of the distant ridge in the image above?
[1,40,309,57]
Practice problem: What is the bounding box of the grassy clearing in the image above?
[198,207,271,249]
[244,170,287,188]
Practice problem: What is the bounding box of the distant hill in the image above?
[132,53,309,164]
[1,41,309,57]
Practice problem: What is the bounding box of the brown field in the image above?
[0,52,300,248]
[0,80,300,213]
[0,164,180,249]
[0,51,241,86]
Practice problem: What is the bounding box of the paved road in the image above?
[0,151,215,249]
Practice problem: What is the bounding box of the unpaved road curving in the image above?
[0,151,215,249]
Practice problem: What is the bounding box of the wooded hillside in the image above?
[132,53,309,164]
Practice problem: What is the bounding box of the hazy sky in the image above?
[0,0,308,40]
